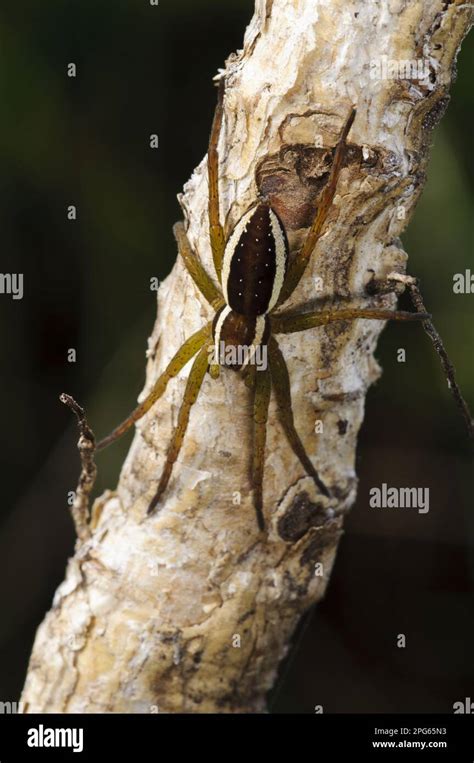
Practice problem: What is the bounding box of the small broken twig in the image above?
[370,273,473,439]
[60,393,98,540]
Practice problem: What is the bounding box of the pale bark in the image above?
[21,0,471,713]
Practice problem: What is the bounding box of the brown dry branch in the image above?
[368,272,474,437]
[21,0,472,713]
[59,394,97,542]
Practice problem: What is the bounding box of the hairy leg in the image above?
[148,344,210,515]
[268,336,329,497]
[208,79,226,283]
[276,107,356,307]
[173,222,223,310]
[97,324,211,450]
[271,306,429,334]
[242,363,257,390]
[251,367,272,531]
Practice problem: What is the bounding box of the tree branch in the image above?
[21,0,472,713]
[59,394,97,542]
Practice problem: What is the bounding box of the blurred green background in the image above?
[0,1,472,713]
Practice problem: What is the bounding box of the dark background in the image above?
[0,1,472,713]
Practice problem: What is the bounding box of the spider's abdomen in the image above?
[222,202,288,316]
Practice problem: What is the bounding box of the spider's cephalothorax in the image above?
[211,306,271,372]
[97,80,428,531]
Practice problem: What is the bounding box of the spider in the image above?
[96,80,428,530]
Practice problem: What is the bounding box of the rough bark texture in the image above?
[21,0,471,713]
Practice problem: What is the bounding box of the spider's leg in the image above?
[97,324,211,450]
[276,107,356,308]
[268,336,329,497]
[251,365,272,531]
[148,344,210,515]
[271,307,430,334]
[208,79,226,284]
[173,222,224,310]
[241,363,257,390]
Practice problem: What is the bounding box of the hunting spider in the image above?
[97,80,428,530]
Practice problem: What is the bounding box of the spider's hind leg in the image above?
[268,336,330,498]
[251,366,272,531]
[148,343,211,515]
[97,323,212,450]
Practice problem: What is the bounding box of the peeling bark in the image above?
[21,0,472,713]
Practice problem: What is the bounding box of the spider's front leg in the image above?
[207,78,226,283]
[173,222,224,311]
[275,106,356,308]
